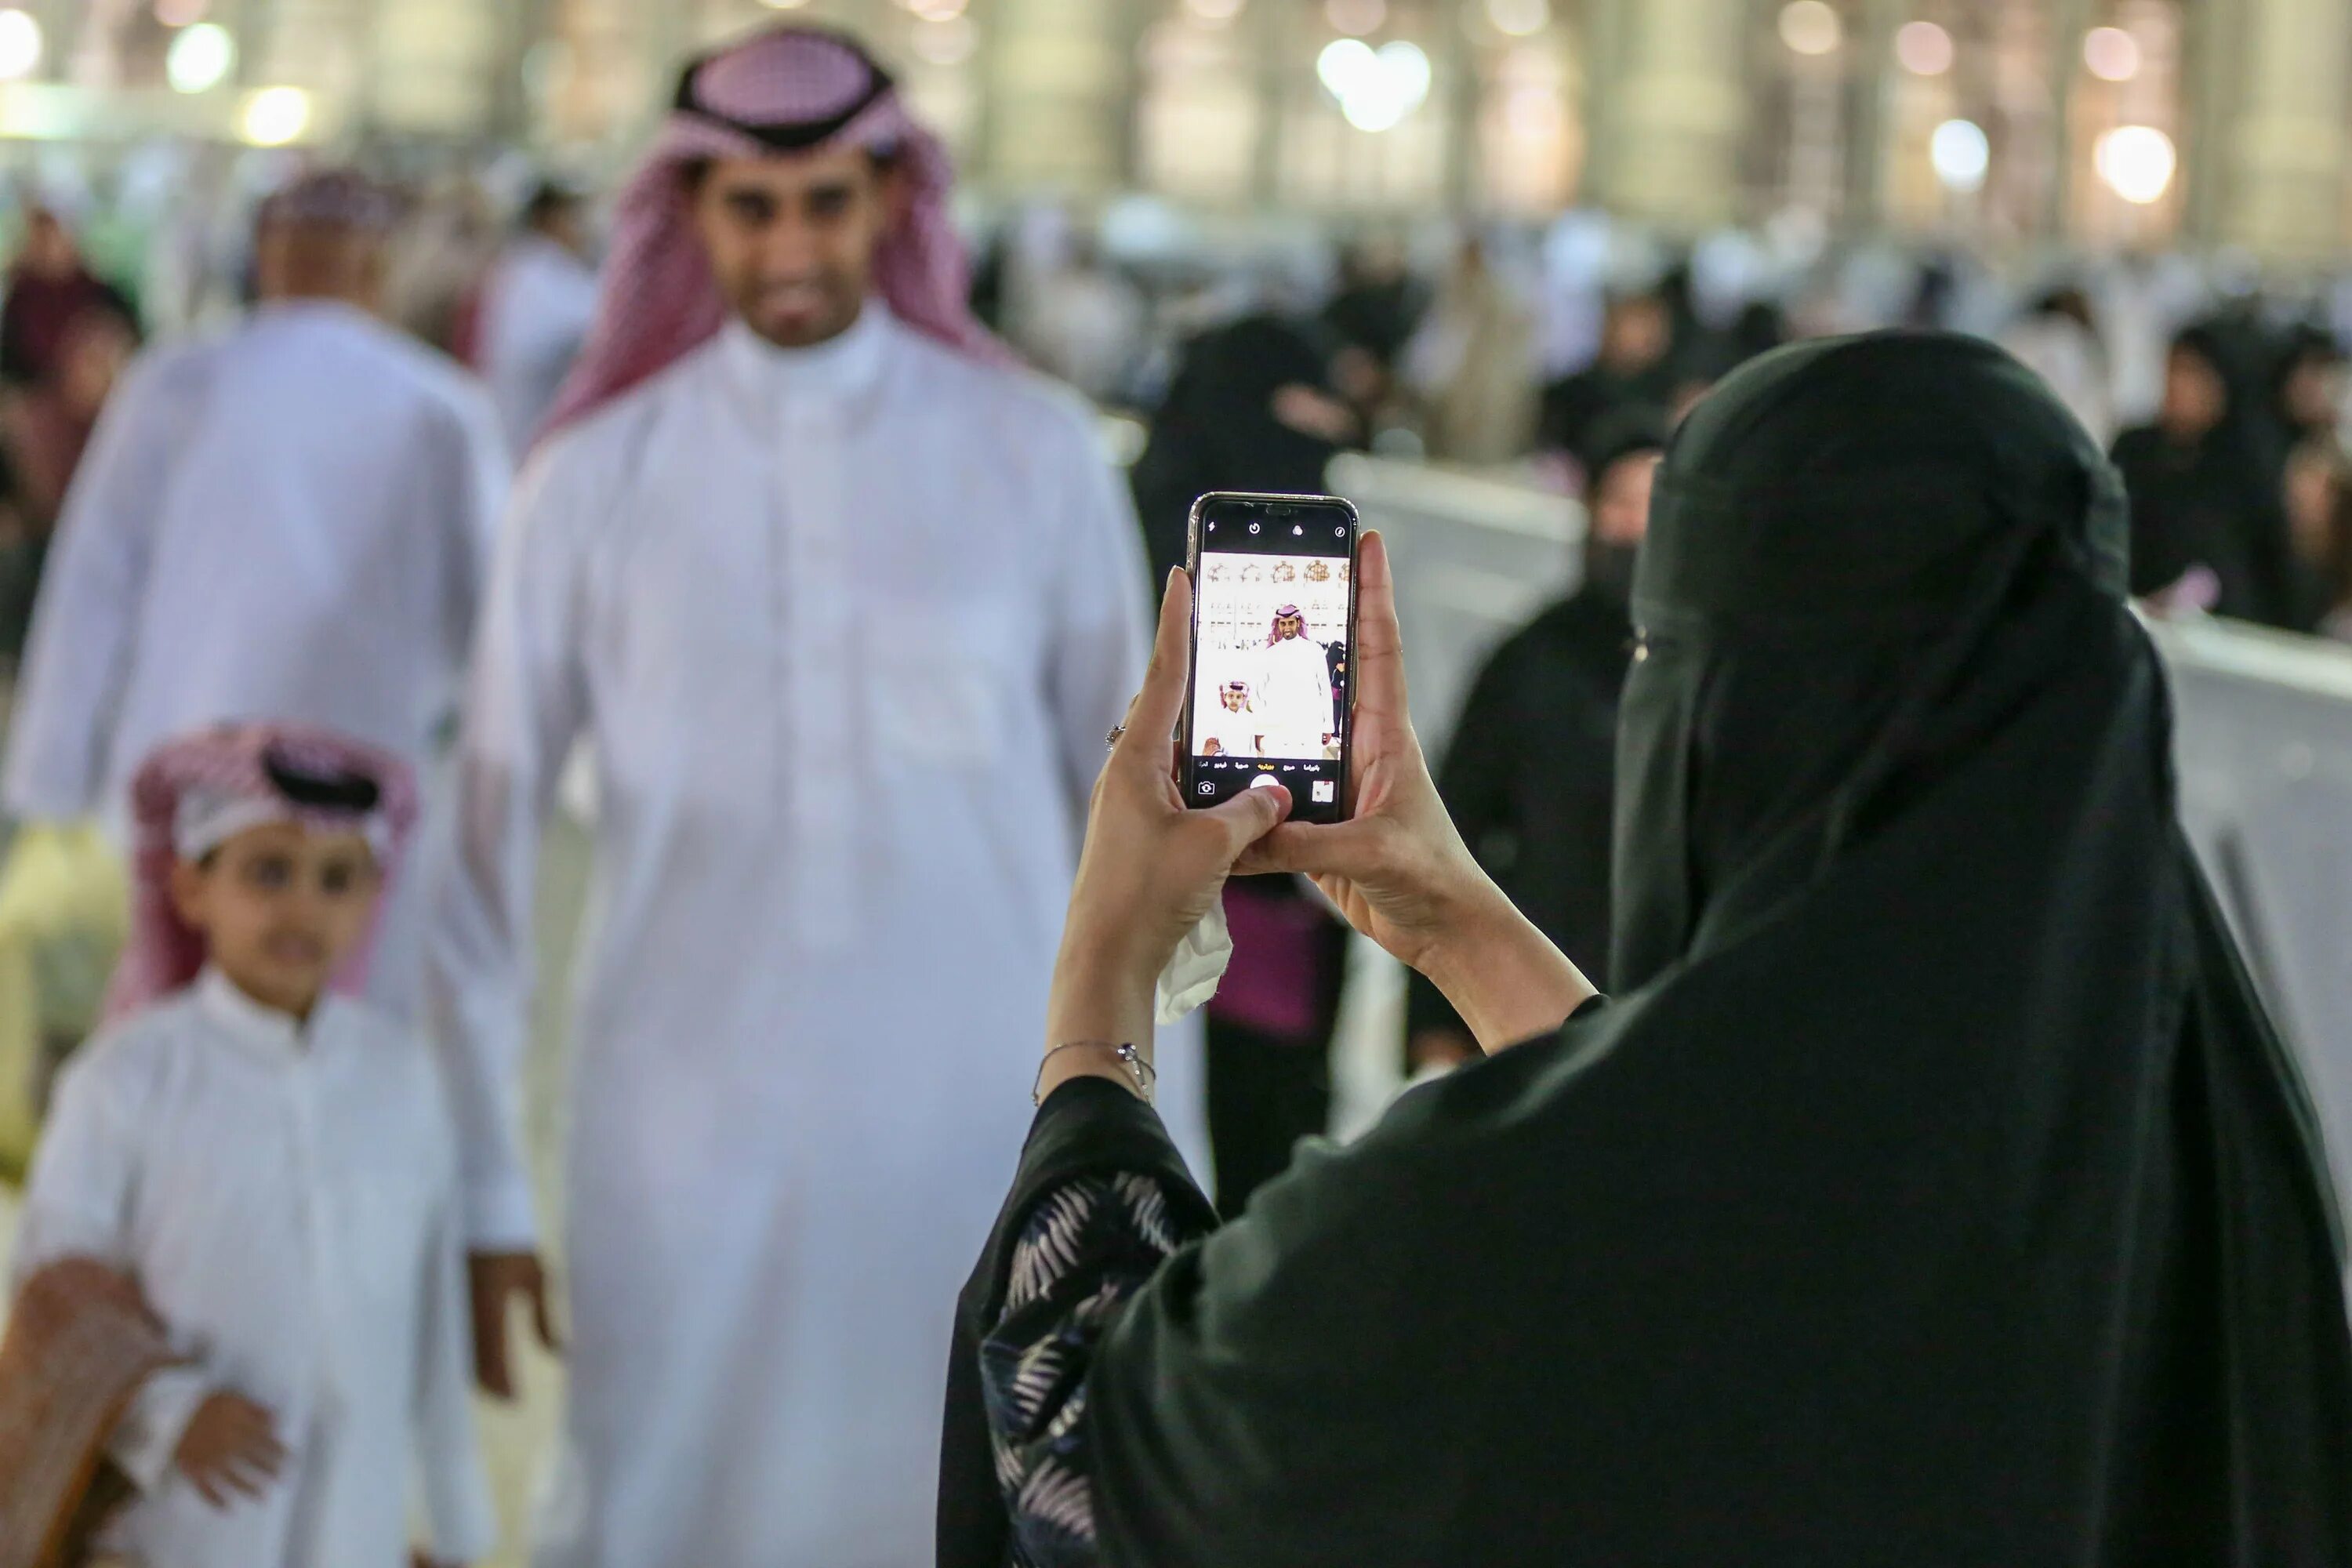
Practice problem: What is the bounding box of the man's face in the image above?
[691,150,896,350]
[1275,615,1304,641]
[169,823,382,1018]
[1221,688,1247,712]
[1591,450,1661,547]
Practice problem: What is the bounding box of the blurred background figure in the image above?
[2112,325,2297,625]
[2287,434,2352,639]
[1402,234,1538,463]
[0,168,507,1012]
[1130,310,1359,580]
[466,179,599,452]
[1540,290,1677,470]
[2000,286,2115,445]
[1011,227,1147,405]
[1,206,135,394]
[1322,234,1427,423]
[0,299,136,674]
[1405,410,1664,1074]
[383,175,498,358]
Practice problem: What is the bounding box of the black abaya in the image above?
[943,331,2352,1568]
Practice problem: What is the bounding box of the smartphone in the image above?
[1181,492,1361,826]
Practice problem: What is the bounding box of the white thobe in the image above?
[1257,634,1337,756]
[0,299,510,1013]
[14,970,495,1568]
[477,234,599,452]
[429,304,1200,1567]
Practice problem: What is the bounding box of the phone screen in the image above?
[1181,492,1360,826]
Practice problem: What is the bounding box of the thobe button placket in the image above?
[779,398,859,949]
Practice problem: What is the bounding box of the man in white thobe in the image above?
[472,181,600,451]
[0,170,509,1014]
[429,28,1200,1566]
[1257,605,1337,757]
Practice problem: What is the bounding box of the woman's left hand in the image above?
[1043,568,1294,1094]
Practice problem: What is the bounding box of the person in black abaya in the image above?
[2112,324,2299,626]
[1538,289,1679,467]
[1127,311,1358,582]
[1403,411,1664,1073]
[942,331,2352,1568]
[1125,309,1361,1207]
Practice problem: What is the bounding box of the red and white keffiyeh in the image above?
[536,24,1000,445]
[101,723,419,1027]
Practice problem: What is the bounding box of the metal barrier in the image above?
[1330,454,2352,1210]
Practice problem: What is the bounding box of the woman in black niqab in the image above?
[942,332,2352,1568]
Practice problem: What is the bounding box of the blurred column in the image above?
[980,0,1132,193]
[1593,0,1746,230]
[2221,0,2352,266]
[365,0,503,136]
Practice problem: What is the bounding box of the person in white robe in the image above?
[1196,679,1263,759]
[12,724,493,1568]
[1256,605,1337,757]
[0,169,510,1017]
[472,182,601,452]
[427,27,1200,1567]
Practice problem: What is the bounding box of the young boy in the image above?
[10,721,494,1568]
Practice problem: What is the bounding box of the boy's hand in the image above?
[175,1392,285,1508]
[469,1250,560,1399]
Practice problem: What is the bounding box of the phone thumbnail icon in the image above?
[1312,781,1337,804]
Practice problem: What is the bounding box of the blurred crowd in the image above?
[2,161,2349,1183]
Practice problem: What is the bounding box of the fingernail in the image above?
[1166,566,1184,593]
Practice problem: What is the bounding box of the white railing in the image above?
[1329,453,2352,1213]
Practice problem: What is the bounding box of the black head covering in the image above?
[948,330,2352,1568]
[1128,312,1348,579]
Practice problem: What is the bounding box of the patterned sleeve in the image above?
[980,1170,1205,1567]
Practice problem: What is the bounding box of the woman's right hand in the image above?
[1240,531,1595,1051]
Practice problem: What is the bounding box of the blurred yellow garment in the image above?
[0,822,125,1181]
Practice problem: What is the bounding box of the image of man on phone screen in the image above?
[1257,604,1338,757]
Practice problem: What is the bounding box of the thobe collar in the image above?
[251,296,379,334]
[717,300,892,420]
[194,966,328,1063]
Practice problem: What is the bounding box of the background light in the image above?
[1327,0,1385,35]
[1777,0,1842,56]
[0,11,43,82]
[2082,26,2140,82]
[240,85,312,146]
[1318,37,1430,132]
[908,0,967,18]
[1183,0,1243,22]
[1929,117,1989,191]
[756,0,814,9]
[2095,124,2176,204]
[1893,20,1953,75]
[910,15,975,63]
[166,22,235,93]
[1485,0,1550,37]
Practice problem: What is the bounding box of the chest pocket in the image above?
[866,599,1008,771]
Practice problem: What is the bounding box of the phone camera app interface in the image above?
[1193,506,1352,810]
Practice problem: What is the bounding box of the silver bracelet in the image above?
[1034,1040,1156,1105]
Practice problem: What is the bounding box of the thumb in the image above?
[1203,783,1292,854]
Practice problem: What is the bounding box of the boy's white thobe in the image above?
[15,969,495,1568]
